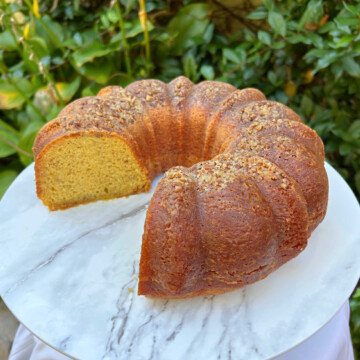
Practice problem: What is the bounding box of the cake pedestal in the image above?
[0,163,359,360]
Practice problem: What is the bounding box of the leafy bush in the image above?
[0,0,359,355]
[0,0,359,200]
[351,288,360,360]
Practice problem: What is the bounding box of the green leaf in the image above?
[318,21,337,34]
[42,16,65,43]
[243,68,256,81]
[158,58,182,79]
[355,172,360,195]
[306,33,324,48]
[288,35,310,44]
[343,2,360,16]
[81,29,98,44]
[203,23,214,44]
[0,30,17,51]
[26,103,45,123]
[55,77,81,103]
[315,122,335,136]
[18,122,43,166]
[335,17,359,27]
[192,36,205,45]
[167,4,210,55]
[72,41,120,67]
[183,52,198,82]
[325,140,339,152]
[262,0,274,10]
[349,120,360,139]
[0,170,18,198]
[349,81,358,95]
[300,95,314,116]
[45,104,61,122]
[261,50,272,65]
[125,19,154,38]
[247,8,267,20]
[223,48,242,64]
[34,15,64,51]
[107,9,118,24]
[353,41,360,53]
[331,62,344,78]
[243,29,256,42]
[304,48,328,59]
[314,51,339,70]
[40,56,51,67]
[76,58,113,84]
[267,71,277,85]
[200,64,214,80]
[342,56,360,77]
[258,30,271,46]
[124,0,136,15]
[26,36,49,58]
[339,142,352,155]
[0,79,34,110]
[337,129,352,142]
[298,0,323,30]
[100,13,110,28]
[73,32,82,46]
[0,119,20,158]
[268,12,286,37]
[81,84,103,97]
[272,41,285,49]
[335,35,354,48]
[247,53,261,63]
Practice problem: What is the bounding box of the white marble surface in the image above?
[0,162,359,360]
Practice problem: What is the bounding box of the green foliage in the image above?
[0,0,358,197]
[1,0,359,203]
[0,0,359,354]
[351,288,360,360]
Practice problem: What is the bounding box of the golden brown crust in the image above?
[138,152,310,298]
[125,79,175,171]
[220,117,325,164]
[139,162,278,298]
[223,133,328,233]
[167,76,194,166]
[203,88,266,159]
[33,97,150,176]
[96,86,161,179]
[33,119,63,160]
[33,76,329,299]
[182,81,236,166]
[209,100,305,159]
[138,167,204,297]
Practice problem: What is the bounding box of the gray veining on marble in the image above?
[0,162,359,360]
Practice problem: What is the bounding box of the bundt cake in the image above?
[33,76,329,298]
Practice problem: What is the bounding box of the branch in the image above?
[0,135,34,158]
[211,0,260,33]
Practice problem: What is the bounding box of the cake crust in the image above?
[33,76,329,298]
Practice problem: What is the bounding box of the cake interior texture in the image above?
[35,133,150,210]
[33,76,329,298]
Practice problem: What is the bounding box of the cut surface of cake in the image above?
[33,76,329,298]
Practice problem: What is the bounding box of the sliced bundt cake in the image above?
[33,76,329,298]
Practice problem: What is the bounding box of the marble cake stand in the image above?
[0,163,359,360]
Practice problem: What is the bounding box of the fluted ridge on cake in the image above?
[182,81,236,166]
[96,86,161,179]
[167,76,194,166]
[203,88,266,159]
[125,79,175,171]
[138,152,310,298]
